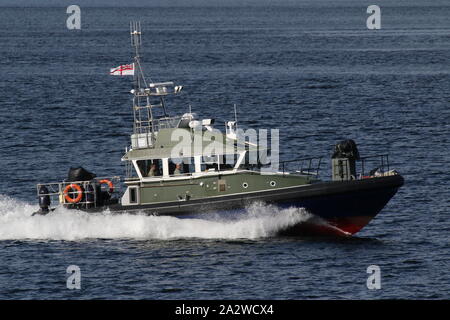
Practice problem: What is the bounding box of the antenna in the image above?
[130,21,148,89]
[130,21,142,55]
[234,103,238,130]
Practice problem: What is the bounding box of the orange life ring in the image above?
[99,179,114,194]
[64,184,83,203]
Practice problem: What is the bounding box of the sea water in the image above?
[0,1,448,299]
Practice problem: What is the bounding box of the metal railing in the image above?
[332,154,393,181]
[134,114,181,134]
[359,154,390,178]
[36,176,121,210]
[280,156,323,177]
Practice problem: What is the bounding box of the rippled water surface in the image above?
[0,2,449,299]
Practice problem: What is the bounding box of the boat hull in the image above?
[107,174,404,236]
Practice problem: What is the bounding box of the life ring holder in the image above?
[63,184,83,203]
[99,179,114,194]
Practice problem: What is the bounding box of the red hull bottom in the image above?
[277,215,376,237]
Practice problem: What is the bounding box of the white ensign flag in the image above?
[110,63,135,76]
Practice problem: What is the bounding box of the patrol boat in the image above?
[33,23,404,236]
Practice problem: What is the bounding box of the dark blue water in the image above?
[0,2,449,299]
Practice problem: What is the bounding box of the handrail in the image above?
[332,154,392,181]
[36,176,121,209]
[359,154,389,177]
[279,156,323,177]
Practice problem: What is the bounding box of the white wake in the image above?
[0,195,313,241]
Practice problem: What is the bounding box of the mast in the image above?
[128,21,184,149]
[130,21,155,144]
[130,21,147,90]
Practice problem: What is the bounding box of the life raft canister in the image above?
[64,184,83,203]
[99,179,114,194]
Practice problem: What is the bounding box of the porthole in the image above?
[242,182,249,189]
[270,181,276,187]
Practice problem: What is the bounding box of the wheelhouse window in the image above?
[201,155,219,172]
[126,160,138,178]
[168,157,195,176]
[137,159,162,177]
[200,154,236,172]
